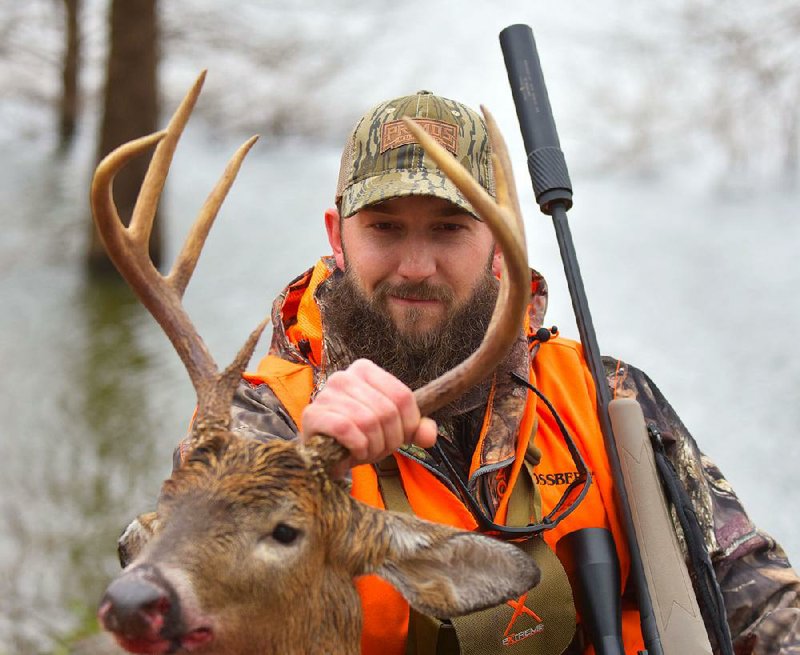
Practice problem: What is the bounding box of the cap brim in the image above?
[339,169,483,220]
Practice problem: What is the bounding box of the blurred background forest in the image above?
[1,0,798,652]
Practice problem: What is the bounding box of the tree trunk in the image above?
[88,0,161,275]
[58,0,80,152]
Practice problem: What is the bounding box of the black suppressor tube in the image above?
[498,25,573,215]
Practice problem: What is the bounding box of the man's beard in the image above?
[320,268,500,419]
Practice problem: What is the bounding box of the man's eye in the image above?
[437,223,465,232]
[371,222,396,231]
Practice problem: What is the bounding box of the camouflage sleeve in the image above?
[229,379,299,442]
[605,357,800,655]
[173,378,299,470]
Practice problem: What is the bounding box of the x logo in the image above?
[504,593,543,636]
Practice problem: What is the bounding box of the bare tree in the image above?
[88,0,161,274]
[585,0,800,181]
[58,0,81,151]
[682,0,800,178]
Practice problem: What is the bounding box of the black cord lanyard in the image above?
[431,372,592,541]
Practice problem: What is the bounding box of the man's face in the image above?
[326,195,500,337]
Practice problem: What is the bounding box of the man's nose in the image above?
[396,243,437,280]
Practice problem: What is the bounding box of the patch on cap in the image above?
[380,118,459,156]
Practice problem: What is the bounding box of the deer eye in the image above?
[271,523,299,544]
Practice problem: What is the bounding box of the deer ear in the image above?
[118,511,161,568]
[371,511,540,618]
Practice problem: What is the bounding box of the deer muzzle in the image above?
[98,564,213,654]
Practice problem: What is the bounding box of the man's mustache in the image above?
[372,280,455,303]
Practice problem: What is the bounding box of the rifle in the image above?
[499,23,728,655]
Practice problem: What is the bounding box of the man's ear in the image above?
[324,207,345,270]
[491,244,504,278]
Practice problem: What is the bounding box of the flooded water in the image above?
[2,77,799,655]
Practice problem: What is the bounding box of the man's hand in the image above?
[300,359,437,468]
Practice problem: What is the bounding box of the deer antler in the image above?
[90,71,267,433]
[306,108,530,472]
[404,108,529,416]
[91,70,527,472]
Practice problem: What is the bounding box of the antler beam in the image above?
[90,71,266,428]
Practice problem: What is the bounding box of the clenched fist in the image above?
[300,359,438,468]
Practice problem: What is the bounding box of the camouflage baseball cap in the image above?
[335,90,495,219]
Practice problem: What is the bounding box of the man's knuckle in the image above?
[351,359,376,374]
[391,388,420,419]
[325,371,348,389]
[373,395,399,423]
[353,410,381,435]
[324,413,352,437]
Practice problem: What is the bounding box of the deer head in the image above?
[92,72,535,655]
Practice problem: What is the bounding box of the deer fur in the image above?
[104,434,539,654]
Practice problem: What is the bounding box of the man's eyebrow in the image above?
[437,205,471,217]
[362,201,398,215]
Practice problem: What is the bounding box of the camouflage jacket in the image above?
[225,258,800,654]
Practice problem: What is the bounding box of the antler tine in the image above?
[91,129,168,279]
[402,111,530,417]
[193,316,270,435]
[90,72,264,432]
[129,71,207,246]
[168,135,260,297]
[481,105,524,236]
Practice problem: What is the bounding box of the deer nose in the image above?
[98,567,179,640]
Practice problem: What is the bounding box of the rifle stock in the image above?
[609,400,712,654]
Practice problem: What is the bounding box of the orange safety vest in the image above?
[246,259,645,654]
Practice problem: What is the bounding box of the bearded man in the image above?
[174,91,800,655]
